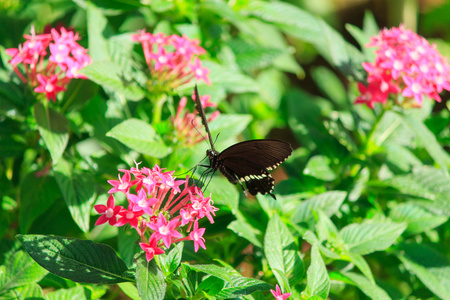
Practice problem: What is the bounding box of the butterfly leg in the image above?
[233,174,248,197]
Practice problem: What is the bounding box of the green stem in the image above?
[152,93,168,125]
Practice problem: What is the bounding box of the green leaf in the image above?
[340,222,406,255]
[207,176,239,212]
[215,277,272,299]
[291,191,347,224]
[387,167,450,216]
[135,253,166,300]
[208,114,252,144]
[159,243,183,275]
[264,214,304,285]
[46,286,87,300]
[16,235,131,284]
[118,282,140,300]
[341,272,391,300]
[256,69,285,109]
[400,113,450,172]
[33,102,68,164]
[107,119,171,158]
[54,159,96,233]
[0,250,47,294]
[397,243,450,299]
[86,2,111,62]
[305,245,330,299]
[303,155,337,181]
[19,173,60,233]
[228,219,262,248]
[118,227,140,268]
[80,61,145,101]
[203,61,259,93]
[389,203,448,235]
[310,66,348,108]
[61,79,99,112]
[188,264,235,282]
[2,283,44,300]
[343,252,375,284]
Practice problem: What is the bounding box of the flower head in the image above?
[94,194,122,226]
[131,31,211,91]
[97,162,219,261]
[355,25,450,108]
[270,285,291,300]
[6,26,91,102]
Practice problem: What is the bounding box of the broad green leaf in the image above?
[208,114,252,144]
[16,235,132,284]
[246,1,365,77]
[228,219,262,248]
[389,203,448,235]
[19,173,60,233]
[264,214,304,285]
[310,66,348,108]
[135,253,166,300]
[400,113,450,172]
[397,243,450,299]
[187,264,235,282]
[348,167,369,202]
[61,79,99,112]
[159,243,183,275]
[2,283,44,300]
[215,276,272,299]
[291,191,347,225]
[107,119,171,158]
[118,282,140,300]
[0,250,47,294]
[342,272,391,300]
[86,2,111,62]
[340,222,406,255]
[46,286,86,300]
[80,61,145,101]
[33,102,68,164]
[303,155,336,181]
[387,167,450,215]
[203,61,259,93]
[207,176,239,212]
[343,252,375,284]
[118,227,140,268]
[256,69,285,109]
[228,38,287,71]
[54,159,96,233]
[306,245,330,299]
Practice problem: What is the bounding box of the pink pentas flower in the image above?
[6,26,91,102]
[95,162,218,261]
[270,285,291,300]
[131,31,211,91]
[140,236,165,261]
[94,194,122,226]
[34,74,66,102]
[189,221,206,252]
[355,25,450,108]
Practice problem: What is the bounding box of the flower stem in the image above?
[152,93,167,125]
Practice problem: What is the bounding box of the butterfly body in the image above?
[194,86,292,199]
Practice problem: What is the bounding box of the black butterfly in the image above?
[193,86,292,199]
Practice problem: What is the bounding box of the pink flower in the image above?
[355,25,450,108]
[34,74,66,102]
[139,236,165,261]
[270,285,291,300]
[147,213,182,248]
[94,194,122,226]
[190,57,211,85]
[116,205,144,229]
[127,189,157,215]
[189,221,206,252]
[107,171,137,194]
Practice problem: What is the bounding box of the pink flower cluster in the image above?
[94,163,218,261]
[6,27,91,102]
[131,31,211,90]
[172,90,219,147]
[356,25,450,108]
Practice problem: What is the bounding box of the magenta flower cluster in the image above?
[131,31,211,90]
[94,163,218,261]
[356,25,450,108]
[6,27,91,102]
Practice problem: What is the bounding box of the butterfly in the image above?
[193,86,292,199]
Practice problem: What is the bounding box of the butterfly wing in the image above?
[217,139,292,196]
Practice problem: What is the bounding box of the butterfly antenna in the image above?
[214,133,220,144]
[191,119,211,149]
